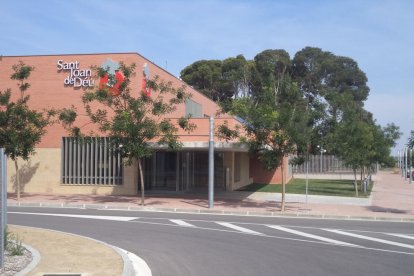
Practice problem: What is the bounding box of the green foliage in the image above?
[178,116,197,133]
[0,62,55,201]
[0,63,52,161]
[216,121,239,142]
[184,46,402,204]
[4,227,25,256]
[181,47,377,158]
[180,56,253,101]
[180,60,222,100]
[4,226,11,250]
[59,106,77,127]
[182,47,399,172]
[11,61,34,96]
[218,68,307,210]
[407,130,414,148]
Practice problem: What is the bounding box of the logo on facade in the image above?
[57,60,95,88]
[99,59,125,96]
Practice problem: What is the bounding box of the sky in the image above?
[1,0,413,154]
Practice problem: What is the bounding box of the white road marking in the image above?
[170,219,195,227]
[386,233,414,240]
[325,229,414,250]
[10,211,414,256]
[216,222,264,235]
[267,225,359,247]
[9,212,137,221]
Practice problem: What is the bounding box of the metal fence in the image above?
[292,155,352,174]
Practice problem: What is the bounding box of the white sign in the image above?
[57,60,95,88]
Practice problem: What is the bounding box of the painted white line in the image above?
[386,233,414,240]
[325,229,414,250]
[267,225,359,247]
[9,211,137,221]
[216,222,264,235]
[170,219,195,227]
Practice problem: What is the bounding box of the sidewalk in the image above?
[7,170,414,220]
[5,170,414,275]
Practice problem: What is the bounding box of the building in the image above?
[0,53,292,196]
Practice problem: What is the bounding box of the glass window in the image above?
[185,99,203,118]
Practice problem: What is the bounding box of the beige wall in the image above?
[6,148,138,196]
[223,152,234,191]
[232,152,253,190]
[222,152,252,191]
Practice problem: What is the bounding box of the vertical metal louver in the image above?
[61,137,123,185]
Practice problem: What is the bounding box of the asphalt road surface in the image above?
[8,207,414,276]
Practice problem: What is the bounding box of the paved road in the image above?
[8,207,414,276]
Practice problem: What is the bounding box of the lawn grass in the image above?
[238,178,373,197]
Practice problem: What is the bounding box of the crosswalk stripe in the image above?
[216,222,264,235]
[170,219,195,227]
[325,229,414,250]
[386,233,414,240]
[267,225,359,247]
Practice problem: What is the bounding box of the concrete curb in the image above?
[8,202,414,223]
[9,225,152,276]
[15,242,41,276]
[117,248,152,276]
[111,246,135,276]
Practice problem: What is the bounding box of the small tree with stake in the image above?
[218,76,306,211]
[0,62,55,201]
[61,62,195,205]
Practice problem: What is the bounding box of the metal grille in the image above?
[292,155,353,174]
[61,137,123,185]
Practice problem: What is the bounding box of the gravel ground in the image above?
[0,248,32,276]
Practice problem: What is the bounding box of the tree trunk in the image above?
[138,158,145,206]
[360,168,363,192]
[14,159,20,202]
[354,168,358,197]
[281,159,286,212]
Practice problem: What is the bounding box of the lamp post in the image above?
[409,148,412,184]
[317,145,327,173]
[405,147,408,181]
[208,117,214,208]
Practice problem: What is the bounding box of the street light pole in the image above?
[208,117,214,208]
[317,145,326,173]
[409,148,412,184]
[405,147,408,181]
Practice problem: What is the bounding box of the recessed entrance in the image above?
[139,151,225,192]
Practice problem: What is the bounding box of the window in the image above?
[61,137,123,185]
[185,99,202,118]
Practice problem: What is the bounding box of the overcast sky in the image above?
[1,0,413,154]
